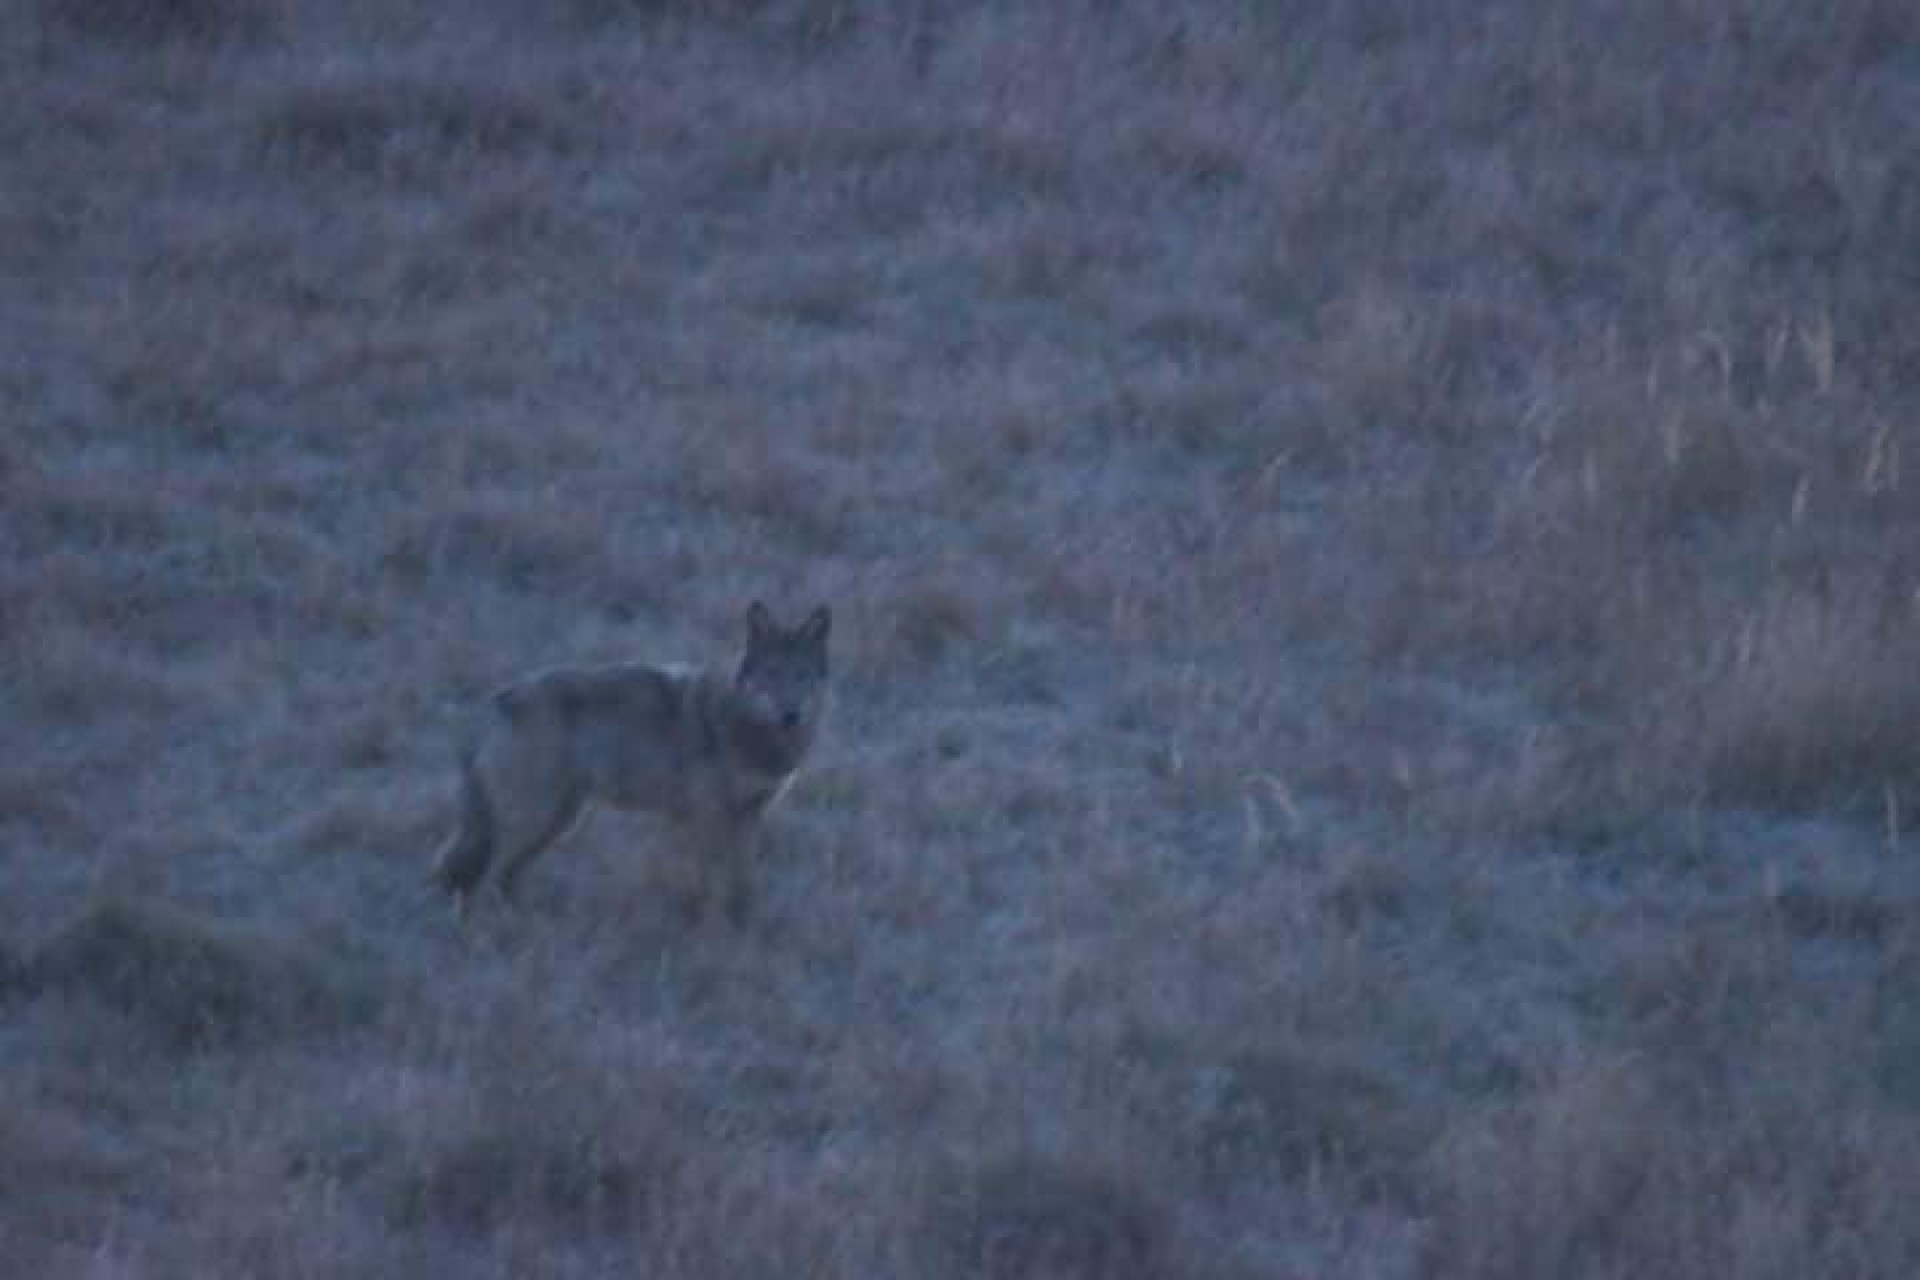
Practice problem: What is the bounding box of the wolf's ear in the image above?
[746,600,773,639]
[801,604,832,647]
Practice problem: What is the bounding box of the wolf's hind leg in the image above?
[431,824,492,898]
[430,751,495,899]
[497,788,589,900]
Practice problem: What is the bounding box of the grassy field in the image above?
[5,0,1920,1274]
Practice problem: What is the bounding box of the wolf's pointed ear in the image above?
[746,600,773,639]
[801,604,832,647]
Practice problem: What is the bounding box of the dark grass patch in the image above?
[383,1126,663,1236]
[1766,883,1901,944]
[1121,1016,1434,1199]
[1318,843,1424,929]
[0,764,90,837]
[38,0,277,46]
[1104,362,1271,465]
[1416,1059,1673,1280]
[675,435,852,552]
[978,207,1122,301]
[370,1011,697,1241]
[14,626,183,723]
[280,787,436,864]
[1596,920,1790,1072]
[18,896,382,1050]
[0,940,23,1003]
[1311,281,1447,435]
[0,1094,138,1255]
[682,105,1084,227]
[751,259,876,331]
[886,577,986,668]
[380,493,618,597]
[1192,1041,1428,1197]
[11,465,193,557]
[924,1146,1168,1280]
[1531,376,1815,543]
[1873,940,1920,1111]
[546,0,854,46]
[256,77,578,178]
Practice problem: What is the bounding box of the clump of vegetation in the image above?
[19,897,380,1050]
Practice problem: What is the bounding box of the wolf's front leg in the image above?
[692,814,760,925]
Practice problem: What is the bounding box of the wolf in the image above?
[430,601,831,918]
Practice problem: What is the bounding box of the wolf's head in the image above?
[734,601,831,743]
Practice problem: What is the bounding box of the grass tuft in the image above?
[1687,584,1920,811]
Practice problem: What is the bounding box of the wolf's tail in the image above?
[429,745,495,898]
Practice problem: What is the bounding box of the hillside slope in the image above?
[4,2,1919,1274]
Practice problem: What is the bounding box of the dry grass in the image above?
[1419,1044,1920,1280]
[5,0,1920,1274]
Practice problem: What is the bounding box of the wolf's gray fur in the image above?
[431,601,831,917]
